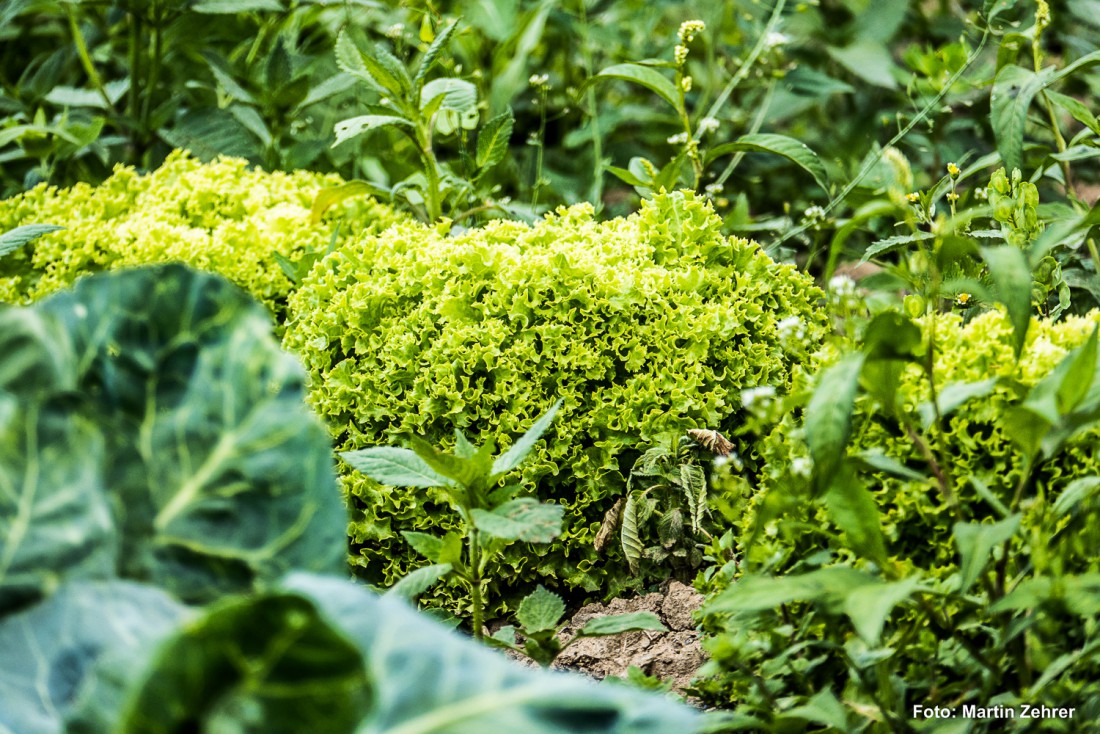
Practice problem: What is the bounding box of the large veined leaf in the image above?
[0,581,188,734]
[31,265,346,602]
[282,574,702,734]
[0,397,113,614]
[79,590,371,734]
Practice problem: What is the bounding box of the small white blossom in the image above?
[704,183,724,197]
[828,274,856,297]
[674,44,689,65]
[763,31,789,50]
[698,117,720,135]
[791,456,813,478]
[385,23,405,38]
[528,73,550,90]
[777,316,806,343]
[667,132,689,145]
[803,205,826,221]
[741,385,777,412]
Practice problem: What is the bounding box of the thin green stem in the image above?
[141,7,164,138]
[715,79,775,188]
[575,0,604,205]
[532,88,548,209]
[695,0,786,137]
[67,8,116,114]
[468,527,484,641]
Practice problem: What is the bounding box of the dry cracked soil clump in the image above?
[504,580,706,692]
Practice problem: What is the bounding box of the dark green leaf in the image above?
[783,689,850,731]
[860,232,935,263]
[705,134,829,191]
[37,266,347,602]
[516,585,565,633]
[990,65,1053,174]
[415,20,459,89]
[591,64,683,115]
[1052,476,1100,517]
[283,574,701,734]
[953,515,1021,593]
[827,40,898,89]
[401,531,445,562]
[806,353,865,493]
[982,245,1033,358]
[105,592,371,733]
[919,378,1000,429]
[705,567,876,613]
[471,498,563,542]
[825,465,887,565]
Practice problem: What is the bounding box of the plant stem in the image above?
[574,0,604,205]
[67,8,116,114]
[696,0,786,136]
[468,527,484,641]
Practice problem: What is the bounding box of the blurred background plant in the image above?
[5,1,1096,248]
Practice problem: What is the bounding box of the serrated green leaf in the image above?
[577,612,666,638]
[415,20,459,89]
[953,515,1021,593]
[705,134,829,191]
[476,109,514,169]
[591,63,683,115]
[341,446,452,488]
[471,498,563,543]
[332,115,413,148]
[516,585,565,633]
[0,224,64,259]
[982,245,1033,358]
[401,531,445,562]
[860,232,935,263]
[492,400,562,476]
[386,563,453,600]
[806,353,865,494]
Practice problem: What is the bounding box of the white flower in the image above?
[667,132,689,145]
[776,316,806,343]
[741,385,777,412]
[704,183,724,197]
[828,274,856,297]
[528,73,550,89]
[791,456,813,478]
[763,31,789,50]
[698,117,720,134]
[678,20,706,43]
[385,23,405,38]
